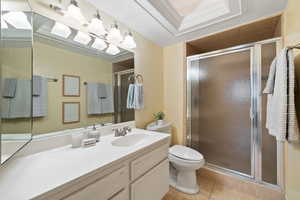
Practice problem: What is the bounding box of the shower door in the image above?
[187,39,282,186]
[188,48,253,176]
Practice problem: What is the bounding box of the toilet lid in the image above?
[169,145,203,161]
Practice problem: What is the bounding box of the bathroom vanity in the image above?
[0,127,170,200]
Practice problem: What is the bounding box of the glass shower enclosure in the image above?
[187,38,283,188]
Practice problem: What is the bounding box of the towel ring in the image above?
[127,74,143,84]
[135,74,143,83]
[128,75,136,83]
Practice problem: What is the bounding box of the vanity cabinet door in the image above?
[131,159,169,200]
[131,144,168,181]
[63,166,128,200]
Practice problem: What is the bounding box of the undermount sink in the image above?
[111,133,150,147]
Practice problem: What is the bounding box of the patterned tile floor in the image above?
[163,174,259,200]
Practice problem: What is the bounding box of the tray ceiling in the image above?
[136,0,242,36]
[87,0,288,46]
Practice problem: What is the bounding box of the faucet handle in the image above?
[123,126,132,134]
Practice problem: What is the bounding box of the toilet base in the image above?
[169,166,199,194]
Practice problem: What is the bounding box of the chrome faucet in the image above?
[112,126,132,137]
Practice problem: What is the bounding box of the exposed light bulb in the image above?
[1,18,8,29]
[106,43,120,55]
[88,12,106,36]
[66,0,86,24]
[2,11,31,30]
[121,32,136,49]
[51,22,71,38]
[73,31,91,45]
[106,24,123,45]
[91,38,107,51]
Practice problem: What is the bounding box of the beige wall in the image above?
[163,43,186,145]
[32,42,113,134]
[282,0,300,199]
[133,33,164,128]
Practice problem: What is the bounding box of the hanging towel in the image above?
[263,48,299,141]
[1,79,11,118]
[97,83,107,99]
[87,82,101,114]
[32,75,42,96]
[134,83,144,109]
[2,78,17,98]
[100,84,114,114]
[263,58,277,94]
[33,76,48,117]
[287,49,299,141]
[6,79,31,118]
[126,84,135,109]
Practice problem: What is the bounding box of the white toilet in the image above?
[146,121,205,194]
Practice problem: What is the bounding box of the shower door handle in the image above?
[250,106,254,120]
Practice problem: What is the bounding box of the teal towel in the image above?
[127,84,135,109]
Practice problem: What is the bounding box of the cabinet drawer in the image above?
[63,166,128,200]
[131,144,168,181]
[131,159,169,200]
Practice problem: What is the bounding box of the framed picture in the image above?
[63,75,80,97]
[62,102,80,124]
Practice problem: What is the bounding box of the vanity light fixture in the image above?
[122,32,136,49]
[106,24,123,45]
[2,11,31,30]
[51,22,71,38]
[66,0,86,24]
[91,38,107,51]
[1,18,8,29]
[106,43,120,55]
[88,11,106,36]
[73,31,91,45]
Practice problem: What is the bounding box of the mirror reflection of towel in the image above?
[2,78,17,98]
[87,82,101,114]
[32,75,42,96]
[97,83,107,99]
[1,79,31,119]
[101,84,114,114]
[33,76,48,117]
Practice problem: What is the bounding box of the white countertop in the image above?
[0,129,170,200]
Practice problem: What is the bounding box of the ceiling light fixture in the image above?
[2,11,32,30]
[91,38,107,51]
[88,11,106,36]
[51,22,71,38]
[1,17,8,29]
[66,0,86,24]
[122,32,136,49]
[106,24,123,45]
[106,43,120,55]
[73,31,91,45]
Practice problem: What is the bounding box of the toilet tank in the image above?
[146,121,172,133]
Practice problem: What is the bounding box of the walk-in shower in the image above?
[187,38,283,189]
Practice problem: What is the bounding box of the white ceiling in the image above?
[87,0,287,46]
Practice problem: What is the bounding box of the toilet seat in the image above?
[169,154,205,170]
[169,145,203,161]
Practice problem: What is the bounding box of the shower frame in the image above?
[186,37,284,191]
[114,69,135,123]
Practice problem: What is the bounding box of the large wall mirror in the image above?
[0,0,33,164]
[0,0,135,164]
